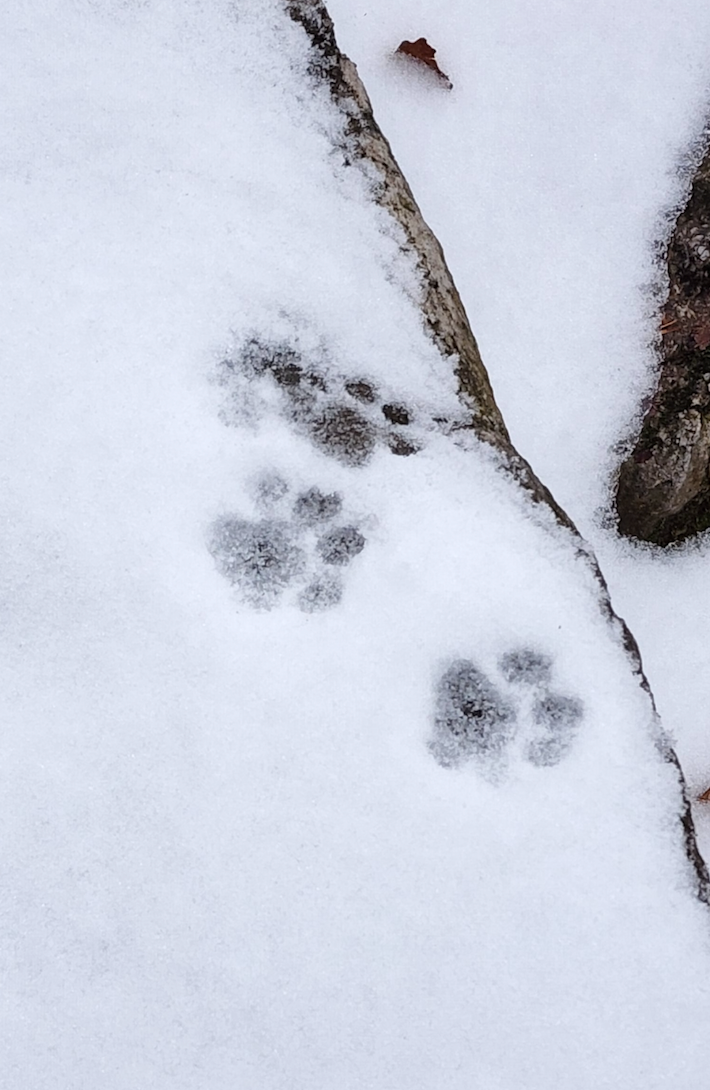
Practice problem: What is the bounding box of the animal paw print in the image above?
[499,648,583,768]
[208,476,367,613]
[429,647,583,774]
[429,660,516,771]
[217,336,424,466]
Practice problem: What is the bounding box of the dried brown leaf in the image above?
[396,38,452,89]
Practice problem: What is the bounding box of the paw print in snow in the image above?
[254,471,290,510]
[293,485,343,525]
[500,647,583,768]
[526,692,583,767]
[316,525,366,565]
[216,336,429,467]
[429,659,517,771]
[498,647,553,687]
[209,517,306,609]
[298,572,343,614]
[208,478,368,613]
[430,646,584,774]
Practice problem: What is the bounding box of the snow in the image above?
[327,2,710,853]
[1,1,710,1087]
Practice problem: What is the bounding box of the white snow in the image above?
[328,0,710,867]
[1,2,710,1087]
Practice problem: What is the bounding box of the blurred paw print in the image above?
[430,647,584,775]
[208,475,367,613]
[216,335,423,466]
[428,659,516,771]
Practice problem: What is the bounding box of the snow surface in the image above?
[327,0,710,863]
[1,1,710,1087]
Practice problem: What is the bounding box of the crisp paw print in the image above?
[208,476,368,612]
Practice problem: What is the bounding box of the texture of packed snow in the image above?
[2,2,710,1087]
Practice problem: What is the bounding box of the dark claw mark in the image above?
[345,380,377,403]
[272,361,303,387]
[304,370,328,391]
[382,403,410,425]
[387,434,419,457]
